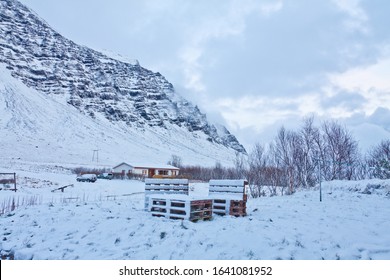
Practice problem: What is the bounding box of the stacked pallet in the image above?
[145,178,213,222]
[149,195,213,222]
[145,178,248,220]
[144,178,189,210]
[209,179,248,217]
[229,200,247,216]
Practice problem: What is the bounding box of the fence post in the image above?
[13,173,17,192]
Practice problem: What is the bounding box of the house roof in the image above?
[133,165,180,170]
[113,162,179,170]
[112,162,133,169]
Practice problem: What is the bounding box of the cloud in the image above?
[331,0,369,33]
[177,0,384,112]
[328,54,390,114]
[177,0,283,94]
[215,93,321,133]
[213,46,390,147]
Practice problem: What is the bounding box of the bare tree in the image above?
[366,139,390,179]
[233,151,247,179]
[321,120,359,180]
[247,143,267,197]
[272,127,297,194]
[354,157,370,180]
[212,161,226,179]
[298,116,319,188]
[167,154,182,168]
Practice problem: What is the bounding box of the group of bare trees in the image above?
[175,162,240,181]
[245,117,390,197]
[366,139,390,179]
[245,117,361,197]
[169,117,390,197]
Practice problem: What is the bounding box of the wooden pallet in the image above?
[230,200,246,207]
[209,199,246,216]
[212,199,230,215]
[189,211,212,222]
[189,200,213,222]
[209,179,248,201]
[149,196,212,222]
[229,208,247,217]
[144,178,189,210]
[229,200,247,217]
[208,180,248,217]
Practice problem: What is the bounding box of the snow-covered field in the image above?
[1,166,389,260]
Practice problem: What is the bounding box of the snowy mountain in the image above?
[0,0,245,167]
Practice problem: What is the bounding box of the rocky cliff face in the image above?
[0,0,246,162]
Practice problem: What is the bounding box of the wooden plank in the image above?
[209,186,244,193]
[145,186,189,190]
[145,178,189,185]
[209,179,248,186]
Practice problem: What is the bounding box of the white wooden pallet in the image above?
[148,195,213,221]
[144,178,189,210]
[208,179,248,216]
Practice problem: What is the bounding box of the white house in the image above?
[112,162,180,178]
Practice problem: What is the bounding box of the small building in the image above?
[112,162,180,178]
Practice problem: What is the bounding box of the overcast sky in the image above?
[19,0,390,150]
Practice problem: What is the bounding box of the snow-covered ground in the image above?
[0,167,389,260]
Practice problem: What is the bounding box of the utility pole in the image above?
[314,157,322,202]
[92,149,99,163]
[318,160,322,202]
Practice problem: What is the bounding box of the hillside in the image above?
[0,0,245,168]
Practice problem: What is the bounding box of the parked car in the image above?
[76,174,97,182]
[97,173,113,180]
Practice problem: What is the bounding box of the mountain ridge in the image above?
[0,0,246,166]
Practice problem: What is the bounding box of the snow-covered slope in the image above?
[0,0,245,167]
[0,65,243,167]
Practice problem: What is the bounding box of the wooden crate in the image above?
[148,196,212,222]
[144,178,189,210]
